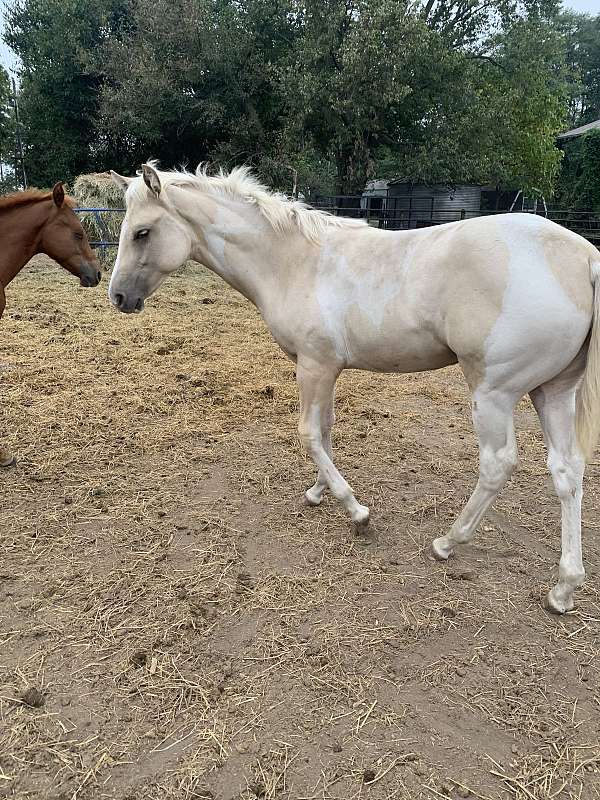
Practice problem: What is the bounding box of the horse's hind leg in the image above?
[530,373,585,613]
[432,389,518,559]
[297,358,369,528]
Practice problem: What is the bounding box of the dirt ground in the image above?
[0,255,599,800]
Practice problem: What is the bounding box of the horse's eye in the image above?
[74,232,84,241]
[135,229,150,240]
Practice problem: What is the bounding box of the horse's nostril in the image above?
[115,293,124,307]
[96,271,102,283]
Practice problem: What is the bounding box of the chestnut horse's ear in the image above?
[142,163,161,197]
[52,182,65,207]
[110,170,133,193]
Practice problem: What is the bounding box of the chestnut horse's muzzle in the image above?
[79,261,102,288]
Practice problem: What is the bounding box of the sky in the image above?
[0,0,17,75]
[0,0,598,73]
[566,0,600,11]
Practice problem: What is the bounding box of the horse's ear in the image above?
[142,163,161,197]
[110,170,132,193]
[52,182,65,207]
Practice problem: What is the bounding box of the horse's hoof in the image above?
[351,506,371,537]
[304,488,323,507]
[0,454,16,468]
[431,537,452,561]
[543,588,574,615]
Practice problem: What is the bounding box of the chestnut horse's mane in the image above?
[0,188,76,212]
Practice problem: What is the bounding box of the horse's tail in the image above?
[576,260,600,461]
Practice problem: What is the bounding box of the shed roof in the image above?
[557,119,600,140]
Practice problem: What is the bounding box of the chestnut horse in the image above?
[0,182,102,466]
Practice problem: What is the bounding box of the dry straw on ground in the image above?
[0,256,599,799]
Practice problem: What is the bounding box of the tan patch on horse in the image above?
[543,232,593,315]
[443,231,511,392]
[330,227,461,372]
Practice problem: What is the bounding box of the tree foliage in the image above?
[555,129,600,212]
[1,0,597,197]
[562,11,600,126]
[0,66,17,191]
[4,0,129,186]
[0,66,12,159]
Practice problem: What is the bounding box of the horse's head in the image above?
[108,164,193,313]
[39,183,102,288]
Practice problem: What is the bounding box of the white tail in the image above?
[576,261,600,461]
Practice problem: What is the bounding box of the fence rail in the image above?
[76,204,600,252]
[313,199,600,245]
[75,207,124,259]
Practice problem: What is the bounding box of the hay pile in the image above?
[72,172,125,260]
[72,171,124,210]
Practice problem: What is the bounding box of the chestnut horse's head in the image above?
[39,183,102,287]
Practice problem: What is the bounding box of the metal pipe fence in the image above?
[75,207,124,260]
[75,203,600,252]
[313,199,600,245]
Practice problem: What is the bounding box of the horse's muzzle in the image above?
[80,262,102,288]
[112,292,145,314]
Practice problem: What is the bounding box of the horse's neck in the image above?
[0,203,45,287]
[187,194,311,309]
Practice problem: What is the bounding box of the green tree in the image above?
[555,129,600,211]
[561,11,600,126]
[482,16,568,195]
[0,67,14,188]
[0,67,20,192]
[97,0,299,175]
[2,0,574,197]
[278,0,429,193]
[4,0,130,186]
[280,0,568,194]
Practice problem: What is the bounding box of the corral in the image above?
[0,256,599,800]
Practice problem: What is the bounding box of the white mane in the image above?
[128,162,366,243]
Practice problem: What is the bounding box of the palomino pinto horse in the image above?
[0,182,102,465]
[109,162,600,614]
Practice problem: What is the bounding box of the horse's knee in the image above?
[298,422,319,457]
[548,453,584,501]
[480,443,517,491]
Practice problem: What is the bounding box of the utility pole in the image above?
[286,164,298,199]
[12,77,26,189]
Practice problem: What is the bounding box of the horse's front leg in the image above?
[304,387,335,507]
[297,358,369,530]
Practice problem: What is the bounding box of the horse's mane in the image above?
[129,162,366,243]
[0,188,76,212]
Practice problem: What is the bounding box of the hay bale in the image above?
[72,171,124,210]
[72,172,125,262]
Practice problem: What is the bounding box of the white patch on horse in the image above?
[483,218,589,393]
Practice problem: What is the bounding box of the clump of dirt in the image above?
[20,687,44,708]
